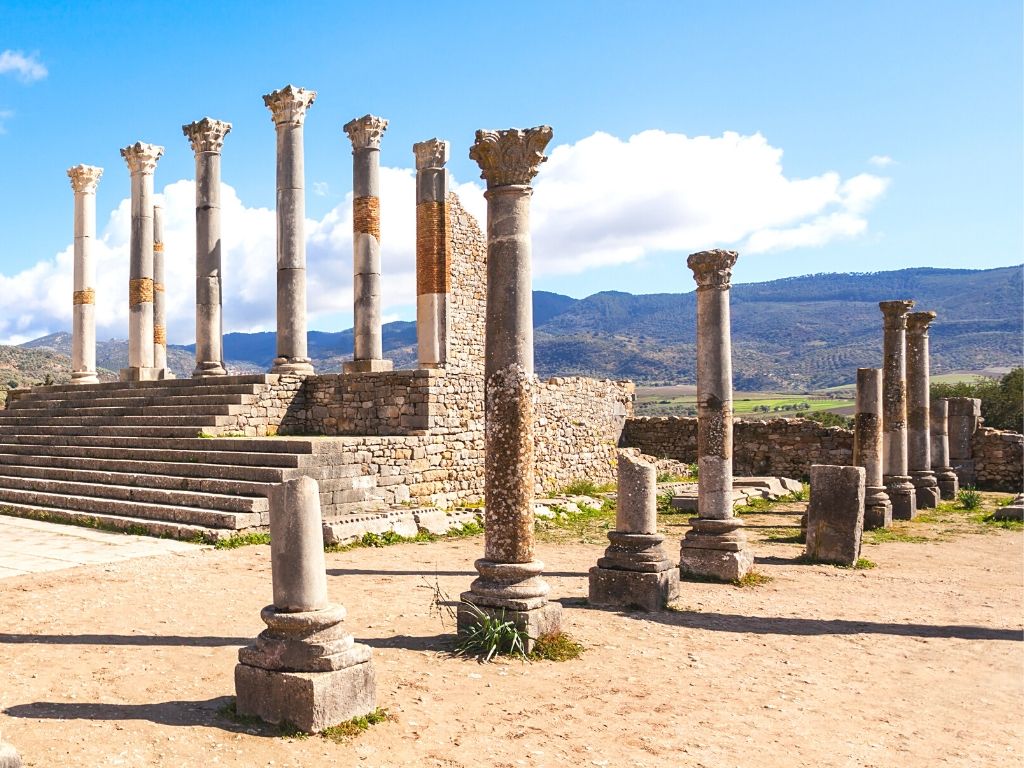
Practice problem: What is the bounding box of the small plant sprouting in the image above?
[529,631,585,661]
[561,478,615,497]
[320,708,393,743]
[956,486,982,511]
[453,601,529,662]
[733,570,773,588]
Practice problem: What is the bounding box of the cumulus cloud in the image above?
[0,128,889,344]
[0,50,47,83]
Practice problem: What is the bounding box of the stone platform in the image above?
[669,476,804,512]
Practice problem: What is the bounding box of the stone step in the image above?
[0,501,235,543]
[0,462,276,497]
[0,451,295,482]
[0,414,235,427]
[0,472,268,514]
[4,403,246,418]
[0,442,302,467]
[7,393,258,411]
[0,485,263,530]
[0,424,216,438]
[0,434,324,454]
[10,383,268,407]
[26,373,274,395]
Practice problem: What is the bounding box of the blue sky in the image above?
[0,0,1020,343]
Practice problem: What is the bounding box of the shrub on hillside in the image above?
[931,368,1023,432]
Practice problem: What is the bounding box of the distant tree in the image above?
[799,411,854,429]
[931,368,1023,432]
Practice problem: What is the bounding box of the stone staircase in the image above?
[0,375,395,542]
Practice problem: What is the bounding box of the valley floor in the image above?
[0,501,1021,768]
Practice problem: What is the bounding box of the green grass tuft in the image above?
[561,478,615,496]
[214,532,271,549]
[454,601,528,662]
[529,631,585,661]
[320,708,393,743]
[956,486,983,510]
[733,570,774,587]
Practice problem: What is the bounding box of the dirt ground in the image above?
[1,497,1021,768]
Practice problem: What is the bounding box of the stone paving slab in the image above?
[0,515,201,578]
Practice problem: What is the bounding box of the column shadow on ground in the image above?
[0,633,250,647]
[326,568,587,578]
[3,697,235,729]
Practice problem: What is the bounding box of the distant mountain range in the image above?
[7,266,1022,391]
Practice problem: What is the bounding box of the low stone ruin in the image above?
[804,465,866,567]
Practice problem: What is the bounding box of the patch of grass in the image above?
[529,631,585,661]
[214,532,271,549]
[956,487,983,510]
[849,557,877,570]
[197,430,216,439]
[560,478,615,496]
[782,487,808,502]
[656,490,675,515]
[656,471,690,483]
[455,498,485,509]
[863,527,930,545]
[320,708,393,743]
[454,601,528,662]
[977,513,1024,530]
[734,497,776,515]
[733,570,773,587]
[535,497,616,544]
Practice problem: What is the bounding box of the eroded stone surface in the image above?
[805,464,865,567]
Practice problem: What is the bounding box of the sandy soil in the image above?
[0,500,1021,768]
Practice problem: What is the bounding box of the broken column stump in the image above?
[235,476,376,733]
[589,450,679,611]
[805,464,866,567]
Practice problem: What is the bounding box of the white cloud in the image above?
[0,128,890,344]
[0,110,12,134]
[0,50,47,83]
[312,181,330,197]
[869,154,894,167]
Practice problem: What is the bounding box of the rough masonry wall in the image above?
[622,416,854,480]
[972,427,1024,492]
[445,192,487,376]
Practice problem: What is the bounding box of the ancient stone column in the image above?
[263,85,316,375]
[152,204,169,377]
[459,126,561,647]
[589,450,679,610]
[930,399,960,499]
[805,464,866,567]
[678,249,753,581]
[342,114,392,373]
[0,740,21,768]
[183,117,232,377]
[120,141,164,381]
[67,164,103,385]
[906,311,940,509]
[879,300,917,520]
[854,367,892,529]
[947,397,982,486]
[413,138,450,368]
[236,476,376,733]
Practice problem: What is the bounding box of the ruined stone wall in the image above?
[972,427,1024,492]
[535,377,635,493]
[446,192,486,376]
[621,416,854,480]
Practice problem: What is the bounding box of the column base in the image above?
[119,367,162,382]
[951,460,976,489]
[70,371,99,385]
[342,359,394,373]
[679,517,754,582]
[864,486,893,530]
[193,361,228,377]
[588,567,679,612]
[884,476,917,520]
[934,468,959,500]
[456,597,562,653]
[910,471,940,509]
[271,357,315,375]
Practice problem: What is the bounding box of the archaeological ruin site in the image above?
[0,83,1020,768]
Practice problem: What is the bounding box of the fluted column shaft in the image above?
[68,165,102,385]
[906,311,939,508]
[414,139,450,368]
[880,299,917,520]
[264,85,315,375]
[184,117,232,377]
[120,142,164,380]
[153,204,168,375]
[930,399,959,499]
[854,367,891,528]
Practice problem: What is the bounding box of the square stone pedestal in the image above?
[342,359,394,373]
[863,499,892,530]
[679,546,754,582]
[936,476,959,501]
[588,566,679,611]
[456,599,562,653]
[234,660,376,733]
[887,486,917,521]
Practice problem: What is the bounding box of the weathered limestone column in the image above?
[342,114,392,373]
[120,141,164,381]
[183,117,232,377]
[152,204,170,377]
[853,367,892,529]
[67,164,103,385]
[413,138,450,368]
[947,397,982,486]
[0,741,21,768]
[235,476,376,733]
[906,311,940,509]
[589,450,680,610]
[459,126,561,647]
[678,250,753,581]
[264,85,316,375]
[930,399,960,499]
[879,300,917,520]
[805,464,866,567]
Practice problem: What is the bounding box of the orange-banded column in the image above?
[67,164,103,385]
[153,204,170,377]
[413,138,450,368]
[343,114,392,373]
[120,141,164,381]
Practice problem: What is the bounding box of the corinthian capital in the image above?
[67,164,103,194]
[413,138,449,170]
[879,300,915,330]
[120,142,164,175]
[469,126,553,188]
[344,114,389,151]
[183,117,233,154]
[687,249,739,290]
[263,84,316,126]
[906,310,937,336]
